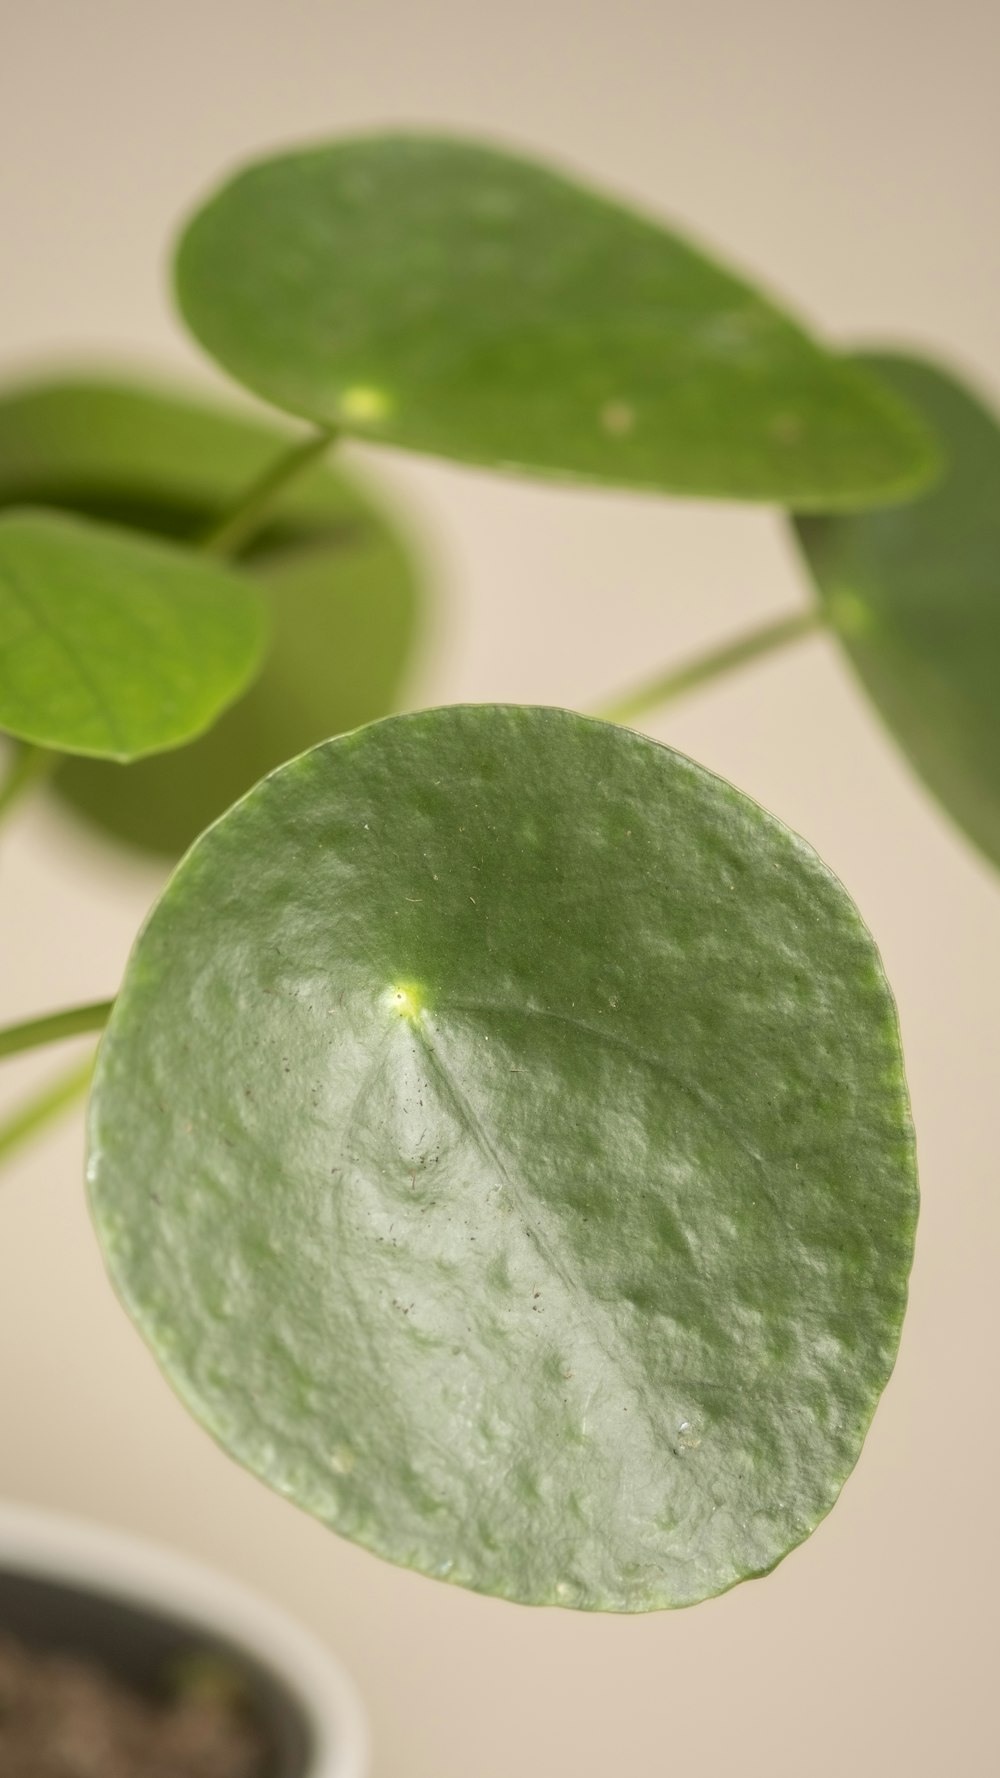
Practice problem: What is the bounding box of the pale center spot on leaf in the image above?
[600,400,636,438]
[338,384,392,423]
[828,588,876,639]
[769,411,804,445]
[385,981,424,1020]
[471,184,522,220]
[329,1446,356,1475]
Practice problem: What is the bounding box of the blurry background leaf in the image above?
[0,509,266,760]
[176,134,936,508]
[0,374,425,854]
[794,353,1000,870]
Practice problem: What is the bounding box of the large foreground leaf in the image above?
[794,354,1000,870]
[175,134,935,507]
[88,706,917,1610]
[0,510,265,760]
[0,375,423,851]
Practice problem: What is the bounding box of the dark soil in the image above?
[0,1631,271,1777]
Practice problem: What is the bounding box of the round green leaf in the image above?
[58,525,420,855]
[794,354,1000,870]
[0,375,423,851]
[175,134,936,508]
[88,706,917,1611]
[0,510,267,761]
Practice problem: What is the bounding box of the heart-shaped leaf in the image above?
[0,375,423,850]
[88,706,917,1610]
[175,134,936,508]
[0,510,266,760]
[794,353,1000,870]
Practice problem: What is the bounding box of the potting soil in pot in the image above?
[0,1632,269,1777]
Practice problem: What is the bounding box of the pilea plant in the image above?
[1,133,997,1613]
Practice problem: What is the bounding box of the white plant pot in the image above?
[0,1502,368,1778]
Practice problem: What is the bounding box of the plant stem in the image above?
[596,606,827,727]
[0,744,59,826]
[0,1052,96,1170]
[0,999,114,1061]
[200,427,338,559]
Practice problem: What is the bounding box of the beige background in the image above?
[2,2,998,1773]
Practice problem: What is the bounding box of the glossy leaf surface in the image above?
[176,135,935,507]
[0,510,265,760]
[795,354,1000,869]
[0,376,423,851]
[88,706,917,1610]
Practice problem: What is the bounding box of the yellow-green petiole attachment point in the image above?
[339,385,392,423]
[385,981,423,1020]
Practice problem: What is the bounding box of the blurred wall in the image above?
[1,4,997,1774]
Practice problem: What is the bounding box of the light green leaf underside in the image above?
[0,375,424,851]
[794,353,1000,870]
[87,706,917,1610]
[0,509,266,761]
[175,134,936,507]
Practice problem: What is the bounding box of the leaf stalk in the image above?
[0,1052,96,1170]
[596,606,827,727]
[199,427,338,559]
[0,1000,115,1061]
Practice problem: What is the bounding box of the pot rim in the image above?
[0,1499,368,1778]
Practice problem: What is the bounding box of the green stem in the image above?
[0,999,114,1061]
[0,744,59,826]
[200,427,338,559]
[596,606,827,727]
[0,1052,96,1170]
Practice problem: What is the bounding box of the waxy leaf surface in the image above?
[0,376,423,850]
[88,707,917,1609]
[176,135,935,507]
[795,354,1000,869]
[0,509,265,760]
